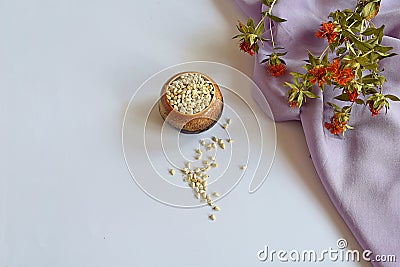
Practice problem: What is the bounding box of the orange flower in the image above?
[367,100,381,117]
[326,58,355,86]
[308,66,327,87]
[345,88,359,102]
[267,62,286,77]
[315,22,338,44]
[332,67,355,86]
[239,40,255,56]
[327,58,340,74]
[325,114,347,135]
[289,101,297,109]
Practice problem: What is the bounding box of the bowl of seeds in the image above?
[158,72,223,133]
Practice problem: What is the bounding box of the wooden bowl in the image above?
[158,72,223,134]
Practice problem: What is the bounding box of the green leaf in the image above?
[266,13,287,23]
[351,36,374,53]
[362,2,378,19]
[375,45,393,53]
[255,22,264,36]
[355,99,365,105]
[385,94,400,101]
[334,93,350,101]
[276,52,287,56]
[362,27,377,36]
[303,91,318,99]
[284,82,297,90]
[336,47,347,56]
[232,34,244,39]
[307,50,317,66]
[247,18,255,28]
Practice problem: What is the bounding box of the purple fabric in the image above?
[235,0,400,265]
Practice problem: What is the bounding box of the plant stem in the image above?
[254,0,278,50]
[319,45,330,60]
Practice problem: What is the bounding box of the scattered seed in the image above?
[195,155,201,160]
[195,193,200,199]
[209,156,215,161]
[212,192,220,197]
[240,165,247,170]
[209,214,216,221]
[226,138,234,143]
[185,162,191,168]
[213,206,220,211]
[221,124,228,129]
[211,163,218,168]
[201,192,207,199]
[207,200,214,206]
[195,149,202,154]
[202,160,209,165]
[200,140,206,146]
[211,136,218,142]
[226,118,231,124]
[169,169,175,176]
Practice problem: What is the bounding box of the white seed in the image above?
[195,155,201,160]
[195,149,202,154]
[185,162,191,168]
[212,136,218,142]
[200,140,206,146]
[209,156,215,161]
[209,214,216,221]
[240,165,247,170]
[207,200,214,206]
[226,118,231,124]
[212,192,220,197]
[201,192,207,199]
[221,124,228,129]
[226,138,234,143]
[212,206,220,211]
[202,160,209,165]
[195,193,200,199]
[211,163,218,168]
[169,169,175,175]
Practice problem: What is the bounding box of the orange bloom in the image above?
[327,58,340,74]
[345,88,359,102]
[315,22,338,44]
[367,101,381,117]
[239,40,255,56]
[326,58,355,86]
[332,67,355,86]
[289,101,297,109]
[325,114,347,135]
[267,63,286,77]
[308,66,327,87]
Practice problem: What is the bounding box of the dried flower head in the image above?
[239,40,255,56]
[315,22,338,44]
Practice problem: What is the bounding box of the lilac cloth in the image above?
[235,0,400,265]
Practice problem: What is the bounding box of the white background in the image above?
[0,0,370,266]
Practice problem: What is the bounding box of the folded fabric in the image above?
[235,0,400,265]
